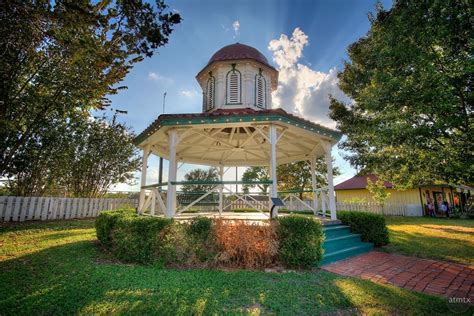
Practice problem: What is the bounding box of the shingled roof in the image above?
[334,174,394,190]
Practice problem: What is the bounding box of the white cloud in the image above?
[232,20,240,38]
[148,71,161,80]
[221,24,229,32]
[181,89,198,98]
[147,72,174,84]
[268,28,350,128]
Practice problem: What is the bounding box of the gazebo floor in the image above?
[168,211,341,225]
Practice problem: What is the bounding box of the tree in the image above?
[6,115,73,196]
[277,159,340,199]
[181,168,219,193]
[366,178,391,215]
[242,167,270,193]
[63,114,141,198]
[329,1,473,188]
[7,114,141,197]
[242,158,340,199]
[1,0,181,175]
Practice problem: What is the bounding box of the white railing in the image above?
[224,197,268,211]
[336,202,416,216]
[0,196,138,222]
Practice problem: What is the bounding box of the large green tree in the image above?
[63,114,141,198]
[181,168,219,193]
[329,1,473,188]
[242,167,270,194]
[8,114,140,197]
[0,0,181,175]
[277,159,340,199]
[242,158,339,198]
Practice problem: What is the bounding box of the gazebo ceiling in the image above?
[134,108,342,167]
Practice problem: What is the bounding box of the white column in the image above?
[325,146,337,220]
[310,157,319,216]
[219,165,224,215]
[321,191,327,216]
[138,147,150,213]
[269,125,278,218]
[166,130,178,218]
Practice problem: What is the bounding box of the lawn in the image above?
[0,219,466,315]
[383,217,474,266]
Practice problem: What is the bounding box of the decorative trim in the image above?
[134,112,343,145]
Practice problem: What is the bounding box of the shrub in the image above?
[95,209,136,247]
[277,215,324,268]
[96,211,329,270]
[213,219,278,269]
[158,222,196,267]
[111,215,172,264]
[185,216,217,263]
[337,211,389,246]
[187,216,213,241]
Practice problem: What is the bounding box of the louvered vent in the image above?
[226,68,241,104]
[255,74,266,108]
[206,77,215,110]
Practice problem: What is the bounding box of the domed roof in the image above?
[207,43,274,69]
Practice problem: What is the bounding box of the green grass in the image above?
[383,217,474,266]
[0,219,469,315]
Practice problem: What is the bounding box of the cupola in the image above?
[196,43,279,112]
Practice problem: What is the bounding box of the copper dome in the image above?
[207,43,273,68]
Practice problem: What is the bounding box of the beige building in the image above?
[335,174,472,216]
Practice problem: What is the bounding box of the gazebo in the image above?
[134,43,342,220]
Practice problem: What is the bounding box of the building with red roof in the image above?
[335,174,472,216]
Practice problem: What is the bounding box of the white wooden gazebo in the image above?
[133,43,342,220]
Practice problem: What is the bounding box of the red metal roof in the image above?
[209,43,272,68]
[334,174,394,190]
[197,43,278,79]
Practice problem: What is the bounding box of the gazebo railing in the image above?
[139,179,333,219]
[140,187,167,216]
[139,180,332,219]
[278,187,330,217]
[139,180,275,217]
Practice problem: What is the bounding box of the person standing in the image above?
[427,200,435,218]
[441,201,450,218]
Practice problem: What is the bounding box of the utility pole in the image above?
[159,92,167,185]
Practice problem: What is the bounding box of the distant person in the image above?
[441,201,450,218]
[427,201,435,218]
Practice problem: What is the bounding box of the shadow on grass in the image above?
[418,224,474,236]
[0,240,343,314]
[0,219,96,233]
[0,227,464,315]
[381,230,474,265]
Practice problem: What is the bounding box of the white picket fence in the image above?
[336,202,408,216]
[0,196,138,222]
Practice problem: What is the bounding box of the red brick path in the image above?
[322,251,474,299]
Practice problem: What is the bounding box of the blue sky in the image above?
[109,0,393,192]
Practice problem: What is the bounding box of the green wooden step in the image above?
[323,234,362,252]
[322,225,351,239]
[321,224,374,265]
[322,243,373,265]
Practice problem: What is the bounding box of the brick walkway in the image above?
[322,251,474,299]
